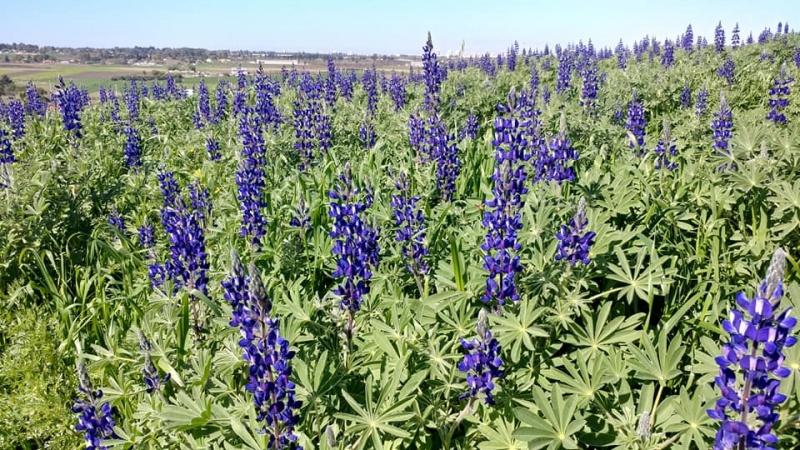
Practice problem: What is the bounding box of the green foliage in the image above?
[1,33,800,450]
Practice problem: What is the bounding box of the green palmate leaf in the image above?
[493,299,549,363]
[542,351,613,407]
[478,417,527,450]
[564,302,643,358]
[661,385,716,447]
[628,328,685,385]
[513,385,586,450]
[605,246,674,304]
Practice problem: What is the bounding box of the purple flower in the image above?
[683,24,694,52]
[138,223,155,249]
[654,120,678,170]
[137,330,170,394]
[616,40,627,69]
[708,248,796,450]
[54,77,84,138]
[712,94,734,170]
[696,86,709,117]
[680,84,692,109]
[25,82,46,117]
[6,100,25,141]
[482,91,531,306]
[461,111,479,141]
[389,72,406,111]
[72,363,117,450]
[732,24,741,49]
[0,128,14,189]
[661,40,675,68]
[408,111,424,155]
[626,91,647,154]
[362,67,379,116]
[108,208,125,235]
[391,172,428,287]
[359,119,376,149]
[556,52,573,94]
[458,309,504,405]
[237,110,268,246]
[580,63,598,109]
[206,137,221,161]
[536,113,577,183]
[328,164,378,314]
[766,65,793,125]
[715,22,726,52]
[422,32,442,109]
[125,80,140,123]
[196,79,210,126]
[214,81,229,124]
[718,58,735,85]
[555,198,596,266]
[222,257,303,448]
[123,124,142,169]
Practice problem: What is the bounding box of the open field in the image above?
[2,26,800,450]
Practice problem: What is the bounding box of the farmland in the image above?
[1,22,800,450]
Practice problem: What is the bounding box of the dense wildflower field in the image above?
[2,23,800,450]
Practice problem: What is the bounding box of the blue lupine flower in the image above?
[506,42,518,72]
[329,164,378,315]
[536,113,577,183]
[758,28,772,44]
[766,65,793,125]
[108,208,125,234]
[712,94,735,170]
[6,100,25,141]
[197,79,210,126]
[107,90,121,127]
[426,113,460,201]
[389,72,406,111]
[72,363,117,450]
[708,248,796,450]
[325,59,338,107]
[680,84,692,109]
[25,82,46,117]
[422,32,442,109]
[289,194,311,234]
[124,80,140,123]
[223,260,303,448]
[461,111,479,140]
[661,40,675,68]
[362,67,379,116]
[718,58,735,85]
[255,67,283,131]
[123,124,142,169]
[237,110,268,246]
[408,111,424,155]
[616,40,627,69]
[715,22,726,52]
[137,330,170,394]
[580,64,598,109]
[482,91,530,307]
[683,24,694,52]
[0,128,13,189]
[99,86,108,105]
[529,65,539,93]
[732,24,741,48]
[556,52,572,94]
[213,80,228,124]
[359,119,376,149]
[138,223,155,250]
[696,86,709,117]
[626,91,647,154]
[555,197,596,266]
[206,137,221,161]
[458,309,504,405]
[157,170,180,208]
[391,172,428,288]
[54,77,84,138]
[654,120,678,170]
[149,176,210,304]
[611,100,624,125]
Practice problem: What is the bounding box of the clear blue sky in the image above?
[0,0,794,55]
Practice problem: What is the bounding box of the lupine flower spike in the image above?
[137,330,170,396]
[72,362,117,450]
[708,248,796,449]
[555,197,596,266]
[458,308,504,405]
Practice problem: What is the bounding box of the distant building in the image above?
[230,67,249,76]
[255,59,298,66]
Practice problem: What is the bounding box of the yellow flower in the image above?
[193,169,202,178]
